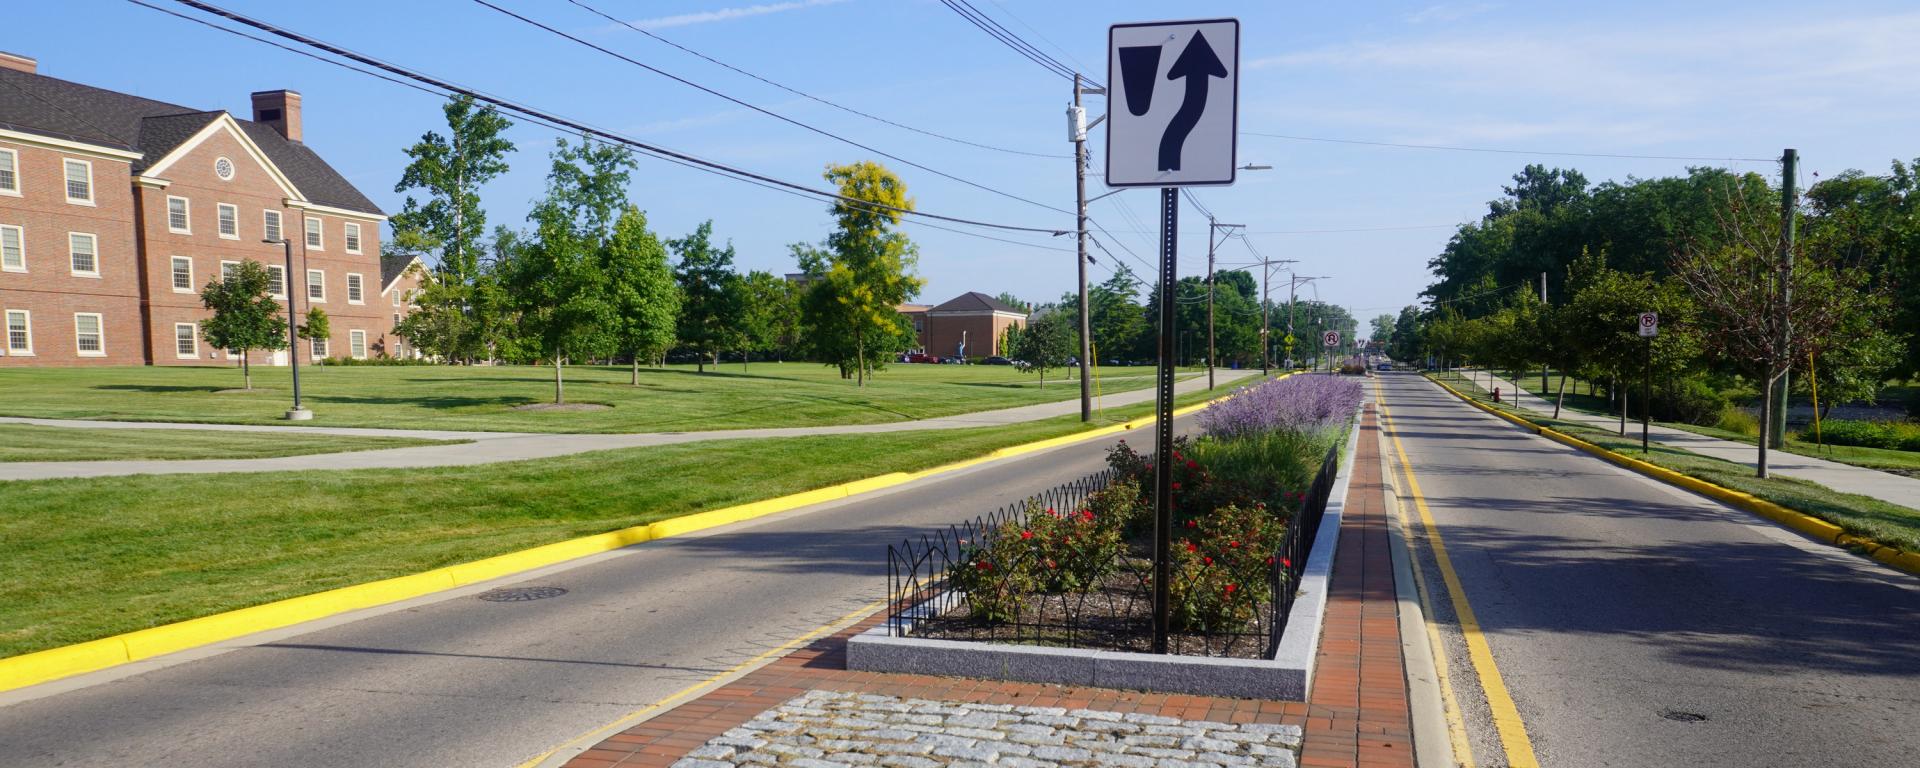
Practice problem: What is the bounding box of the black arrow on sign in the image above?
[1157,30,1227,172]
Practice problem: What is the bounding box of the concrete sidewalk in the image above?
[0,369,1258,481]
[1471,370,1920,510]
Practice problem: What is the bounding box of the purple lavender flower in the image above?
[1198,375,1363,439]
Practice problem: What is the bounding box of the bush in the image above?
[315,356,435,366]
[1651,377,1731,426]
[1023,487,1132,592]
[1169,503,1287,633]
[949,526,1038,623]
[1813,420,1920,452]
[1715,406,1760,438]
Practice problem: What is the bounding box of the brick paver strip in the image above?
[563,402,1413,768]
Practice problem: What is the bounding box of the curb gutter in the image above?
[1423,374,1920,579]
[0,379,1272,695]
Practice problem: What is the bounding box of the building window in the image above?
[304,217,323,250]
[349,329,367,359]
[167,196,191,234]
[174,323,197,358]
[214,156,235,181]
[220,260,239,281]
[63,159,92,204]
[263,210,282,243]
[171,256,193,292]
[310,336,329,359]
[344,222,362,254]
[73,313,104,356]
[391,288,403,307]
[346,273,364,304]
[1,224,23,272]
[392,312,402,331]
[267,264,286,298]
[307,269,325,302]
[217,203,238,239]
[5,310,30,354]
[0,148,18,195]
[68,232,98,276]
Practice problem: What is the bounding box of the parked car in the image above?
[1377,362,1393,371]
[943,356,966,364]
[983,356,1013,365]
[905,353,939,364]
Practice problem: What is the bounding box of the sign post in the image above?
[1109,17,1239,655]
[1323,330,1340,373]
[1639,312,1658,452]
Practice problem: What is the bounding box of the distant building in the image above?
[896,302,931,351]
[0,52,388,366]
[924,292,1027,359]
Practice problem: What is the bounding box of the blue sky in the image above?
[14,1,1920,336]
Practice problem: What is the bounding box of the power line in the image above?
[1241,131,1776,163]
[982,0,1098,82]
[470,0,1073,216]
[938,0,1081,83]
[901,219,1074,252]
[1100,223,1463,235]
[562,0,1067,160]
[146,0,1067,236]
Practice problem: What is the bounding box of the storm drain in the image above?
[1660,709,1708,723]
[477,586,569,602]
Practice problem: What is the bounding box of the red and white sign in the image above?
[1638,312,1658,338]
[1323,330,1340,348]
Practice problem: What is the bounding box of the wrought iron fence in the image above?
[883,440,1343,658]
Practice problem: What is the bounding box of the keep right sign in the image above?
[1639,312,1659,337]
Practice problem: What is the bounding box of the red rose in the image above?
[1186,460,1198,470]
[1021,530,1034,540]
[1225,583,1237,594]
[1281,557,1292,569]
[1203,556,1213,566]
[1229,540,1240,548]
[1185,542,1197,552]
[1172,482,1182,490]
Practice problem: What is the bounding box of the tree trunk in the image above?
[855,326,866,387]
[1618,371,1628,436]
[242,351,252,390]
[555,356,565,404]
[1555,373,1567,419]
[742,349,749,374]
[696,350,705,374]
[1756,372,1774,478]
[631,356,640,385]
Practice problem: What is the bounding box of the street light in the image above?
[1238,163,1272,171]
[264,236,310,421]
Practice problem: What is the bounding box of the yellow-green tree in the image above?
[799,161,925,386]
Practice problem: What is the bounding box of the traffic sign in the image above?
[1283,333,1295,348]
[1638,311,1659,337]
[1105,19,1239,187]
[1323,330,1340,348]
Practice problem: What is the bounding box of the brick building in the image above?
[0,53,396,367]
[922,292,1026,359]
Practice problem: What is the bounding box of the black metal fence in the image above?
[883,440,1343,658]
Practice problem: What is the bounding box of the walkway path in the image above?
[0,369,1258,481]
[1471,371,1920,510]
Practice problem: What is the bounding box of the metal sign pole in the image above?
[1152,186,1178,655]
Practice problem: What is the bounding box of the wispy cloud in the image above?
[627,0,849,31]
[1404,3,1497,24]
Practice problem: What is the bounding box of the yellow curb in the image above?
[1422,374,1920,578]
[0,376,1272,694]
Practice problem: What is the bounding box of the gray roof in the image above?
[380,252,420,291]
[0,67,381,215]
[930,291,1026,314]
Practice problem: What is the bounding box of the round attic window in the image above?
[214,157,235,181]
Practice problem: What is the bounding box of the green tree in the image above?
[796,161,926,385]
[506,137,632,403]
[391,95,516,363]
[298,306,331,358]
[602,206,681,383]
[1567,251,1700,435]
[1369,314,1395,349]
[1010,309,1075,388]
[199,259,288,390]
[1388,306,1421,363]
[672,221,746,373]
[740,270,799,366]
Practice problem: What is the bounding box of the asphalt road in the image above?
[0,416,1187,767]
[1376,372,1920,767]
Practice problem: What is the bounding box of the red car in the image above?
[905,353,940,364]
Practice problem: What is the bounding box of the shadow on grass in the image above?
[304,393,537,410]
[92,384,234,394]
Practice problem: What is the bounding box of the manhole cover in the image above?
[477,586,568,602]
[1660,709,1708,723]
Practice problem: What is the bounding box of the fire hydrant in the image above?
[1493,387,1503,404]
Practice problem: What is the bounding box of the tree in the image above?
[795,161,926,385]
[1388,306,1421,362]
[602,206,680,383]
[1370,314,1395,349]
[1088,265,1147,362]
[200,259,288,390]
[1010,309,1074,388]
[298,306,330,358]
[672,221,746,373]
[391,95,516,363]
[740,270,799,366]
[506,137,632,404]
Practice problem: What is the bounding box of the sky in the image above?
[12,1,1920,339]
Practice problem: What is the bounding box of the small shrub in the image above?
[949,527,1038,623]
[1023,491,1130,593]
[1169,503,1288,633]
[1814,419,1920,452]
[1716,406,1760,438]
[1652,378,1731,426]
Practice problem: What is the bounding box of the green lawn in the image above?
[0,379,1243,659]
[0,362,1191,434]
[1427,371,1920,553]
[0,423,458,462]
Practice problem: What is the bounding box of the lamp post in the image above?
[265,236,309,421]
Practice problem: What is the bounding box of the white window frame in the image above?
[63,158,93,205]
[344,222,362,254]
[174,322,198,359]
[346,272,364,304]
[306,268,326,302]
[0,148,19,197]
[1,224,24,272]
[267,264,286,299]
[68,232,99,278]
[5,309,31,355]
[170,256,194,293]
[216,203,239,239]
[304,216,323,250]
[73,312,105,357]
[263,210,283,243]
[391,288,403,307]
[310,335,329,360]
[349,329,367,360]
[220,259,239,282]
[166,196,191,234]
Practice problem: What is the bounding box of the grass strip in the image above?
[0,382,1239,659]
[0,423,458,462]
[1426,371,1920,553]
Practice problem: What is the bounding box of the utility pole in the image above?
[1204,218,1242,389]
[1770,148,1798,451]
[1069,76,1104,422]
[1540,271,1550,392]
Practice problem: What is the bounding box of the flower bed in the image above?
[895,374,1364,658]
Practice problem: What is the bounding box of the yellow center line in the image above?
[1376,378,1541,768]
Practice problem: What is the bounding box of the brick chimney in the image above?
[0,52,36,74]
[250,89,302,143]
